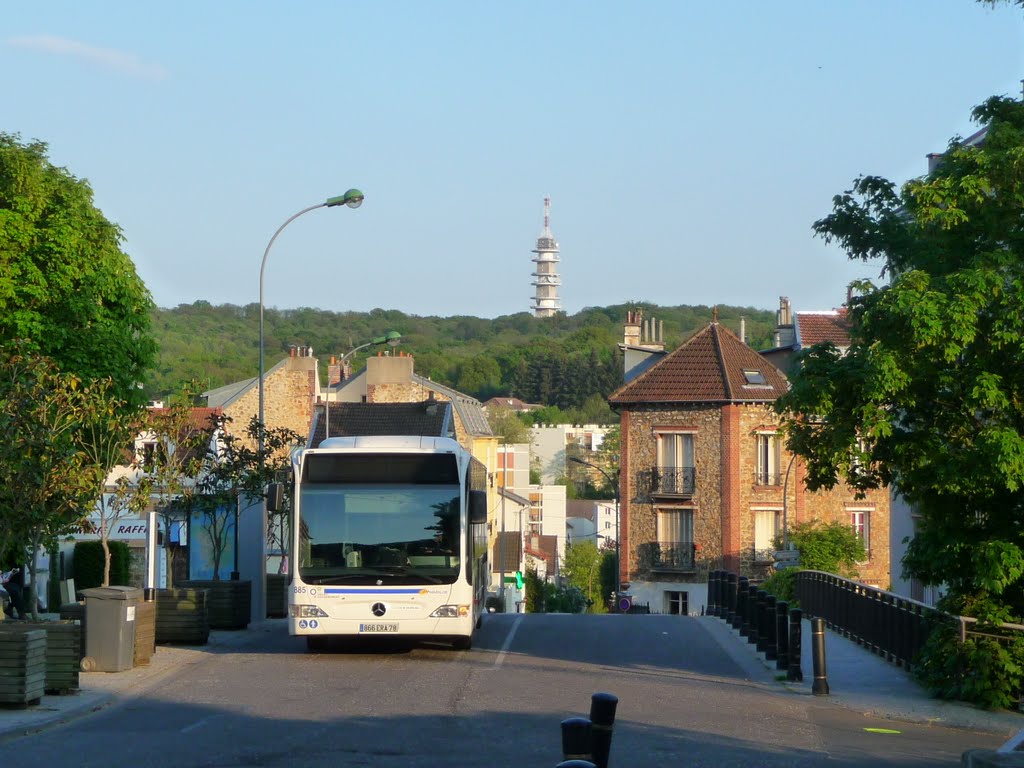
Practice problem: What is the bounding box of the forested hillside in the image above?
[147,302,777,419]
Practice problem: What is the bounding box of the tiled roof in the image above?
[309,401,454,448]
[795,310,850,348]
[608,322,789,405]
[412,375,493,437]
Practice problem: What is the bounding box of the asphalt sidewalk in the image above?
[0,616,287,742]
[699,614,1024,737]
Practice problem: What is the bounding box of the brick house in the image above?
[608,314,891,615]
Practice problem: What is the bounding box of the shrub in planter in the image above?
[73,540,131,590]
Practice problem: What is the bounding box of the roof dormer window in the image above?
[742,369,766,385]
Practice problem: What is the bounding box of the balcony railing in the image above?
[637,541,696,572]
[754,470,782,486]
[648,467,696,496]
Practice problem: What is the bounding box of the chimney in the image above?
[777,297,792,327]
[739,316,746,344]
[327,356,342,386]
[624,311,641,347]
[846,284,854,306]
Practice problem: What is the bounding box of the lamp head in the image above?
[325,189,365,209]
[385,331,401,347]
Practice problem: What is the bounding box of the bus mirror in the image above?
[266,482,284,512]
[469,490,487,524]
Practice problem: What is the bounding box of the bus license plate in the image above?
[359,623,398,633]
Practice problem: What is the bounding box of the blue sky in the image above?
[4,2,1023,319]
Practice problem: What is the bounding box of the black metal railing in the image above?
[637,541,696,572]
[753,470,782,486]
[648,467,696,496]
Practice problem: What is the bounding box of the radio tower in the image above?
[531,196,561,317]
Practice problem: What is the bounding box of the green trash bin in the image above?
[81,586,143,672]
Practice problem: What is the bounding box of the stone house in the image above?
[608,314,891,616]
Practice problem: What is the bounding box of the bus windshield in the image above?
[298,483,462,585]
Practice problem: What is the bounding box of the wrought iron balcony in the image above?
[637,541,696,572]
[648,467,696,497]
[753,470,782,486]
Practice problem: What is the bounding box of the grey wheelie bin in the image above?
[80,586,143,672]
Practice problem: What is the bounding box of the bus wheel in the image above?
[452,636,472,651]
[306,636,328,652]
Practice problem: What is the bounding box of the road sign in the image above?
[774,550,800,569]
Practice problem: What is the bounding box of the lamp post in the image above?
[782,452,798,551]
[258,189,363,447]
[569,456,621,601]
[324,331,401,439]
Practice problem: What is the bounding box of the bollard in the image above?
[747,585,760,646]
[588,692,618,768]
[788,608,803,682]
[737,576,749,636]
[726,572,739,627]
[765,593,778,663]
[775,600,789,671]
[561,717,593,762]
[709,570,721,617]
[811,617,830,695]
[755,590,769,653]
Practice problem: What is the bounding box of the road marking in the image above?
[492,616,523,669]
[863,728,901,734]
[181,714,223,734]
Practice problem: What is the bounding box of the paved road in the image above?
[4,614,1006,767]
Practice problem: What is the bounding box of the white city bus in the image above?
[269,435,488,651]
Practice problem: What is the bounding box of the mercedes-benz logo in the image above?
[371,602,387,617]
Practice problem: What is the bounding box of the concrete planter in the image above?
[155,588,210,645]
[179,580,251,630]
[0,629,46,706]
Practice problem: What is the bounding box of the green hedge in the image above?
[73,540,132,589]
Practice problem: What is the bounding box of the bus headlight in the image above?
[430,605,470,618]
[290,605,329,618]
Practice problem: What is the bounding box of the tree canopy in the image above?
[0,134,156,402]
[775,96,1024,707]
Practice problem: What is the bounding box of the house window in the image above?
[656,508,695,568]
[753,508,781,561]
[755,433,781,485]
[851,509,871,559]
[656,432,695,494]
[665,591,688,616]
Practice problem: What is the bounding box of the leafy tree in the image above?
[775,96,1024,707]
[487,407,533,444]
[0,134,156,403]
[563,540,608,613]
[76,379,152,586]
[0,350,107,618]
[777,520,865,578]
[195,413,301,580]
[144,382,219,585]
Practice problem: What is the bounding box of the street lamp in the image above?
[569,456,621,602]
[324,331,401,439]
[258,189,364,447]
